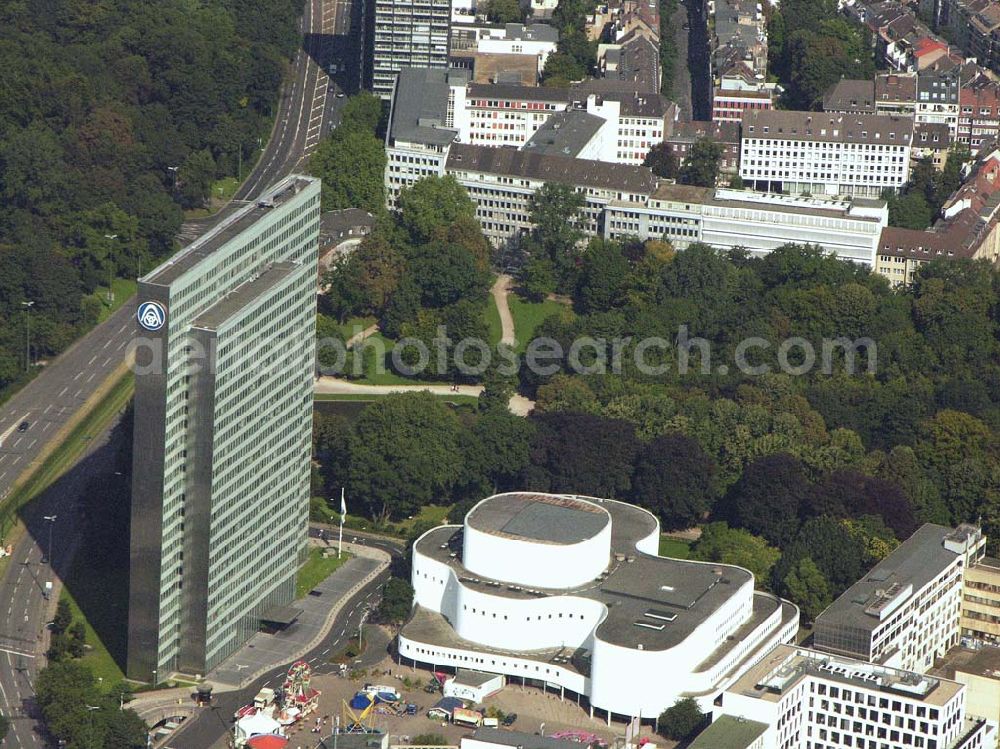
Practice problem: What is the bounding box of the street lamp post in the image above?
[21,300,33,371]
[85,704,101,749]
[104,234,118,304]
[151,668,157,687]
[42,515,56,565]
[167,166,180,190]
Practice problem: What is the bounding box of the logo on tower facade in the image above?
[137,301,167,331]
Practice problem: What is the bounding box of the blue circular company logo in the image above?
[137,301,167,331]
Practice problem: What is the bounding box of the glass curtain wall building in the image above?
[126,175,320,681]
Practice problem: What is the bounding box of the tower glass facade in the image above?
[127,176,320,681]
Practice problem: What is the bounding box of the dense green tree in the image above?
[397,176,477,243]
[177,149,217,209]
[782,556,831,621]
[658,697,705,741]
[632,433,717,530]
[521,257,557,302]
[680,139,724,187]
[409,241,492,308]
[721,453,809,546]
[462,410,537,495]
[886,190,933,230]
[310,127,387,214]
[576,240,631,313]
[643,142,680,179]
[526,411,639,497]
[690,522,781,584]
[527,183,586,291]
[346,393,464,520]
[377,578,415,624]
[482,0,524,22]
[0,714,8,741]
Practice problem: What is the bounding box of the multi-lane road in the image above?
[0,0,359,742]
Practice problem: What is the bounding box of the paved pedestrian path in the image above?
[491,274,516,347]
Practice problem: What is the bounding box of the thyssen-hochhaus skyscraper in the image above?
[127,175,320,681]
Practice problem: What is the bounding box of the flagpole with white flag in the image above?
[339,487,346,558]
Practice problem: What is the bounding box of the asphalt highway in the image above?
[0,415,123,748]
[0,301,134,508]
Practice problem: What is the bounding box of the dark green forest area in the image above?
[0,0,300,394]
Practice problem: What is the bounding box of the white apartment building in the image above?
[740,110,914,197]
[460,82,674,163]
[399,492,799,721]
[814,525,987,675]
[711,644,995,749]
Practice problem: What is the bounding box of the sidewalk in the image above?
[314,378,534,415]
[128,541,390,715]
[491,274,516,347]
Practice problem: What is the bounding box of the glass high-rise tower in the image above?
[127,175,320,681]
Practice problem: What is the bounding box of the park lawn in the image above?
[212,176,239,202]
[296,547,351,598]
[508,296,570,353]
[482,295,503,347]
[395,504,454,533]
[658,535,693,559]
[59,584,126,689]
[337,315,378,343]
[87,278,138,324]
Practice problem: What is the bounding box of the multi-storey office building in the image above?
[710,644,995,749]
[813,524,986,675]
[127,176,320,681]
[961,556,1000,646]
[372,0,452,98]
[740,110,914,197]
[442,145,888,264]
[384,67,469,206]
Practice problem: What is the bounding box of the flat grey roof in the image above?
[143,176,314,287]
[523,110,606,157]
[742,110,914,144]
[453,669,502,687]
[447,143,658,194]
[259,604,303,626]
[192,262,295,330]
[503,22,559,41]
[815,524,958,634]
[466,493,610,544]
[389,68,467,147]
[414,494,756,651]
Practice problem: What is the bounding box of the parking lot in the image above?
[218,637,672,748]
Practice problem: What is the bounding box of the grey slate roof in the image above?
[447,143,659,193]
[523,110,606,157]
[388,67,468,147]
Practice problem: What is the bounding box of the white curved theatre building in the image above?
[399,493,799,721]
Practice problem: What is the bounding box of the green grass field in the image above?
[59,579,126,689]
[508,296,569,353]
[658,535,693,559]
[296,547,351,598]
[483,295,503,347]
[338,316,378,343]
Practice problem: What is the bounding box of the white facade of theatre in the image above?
[398,493,798,719]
